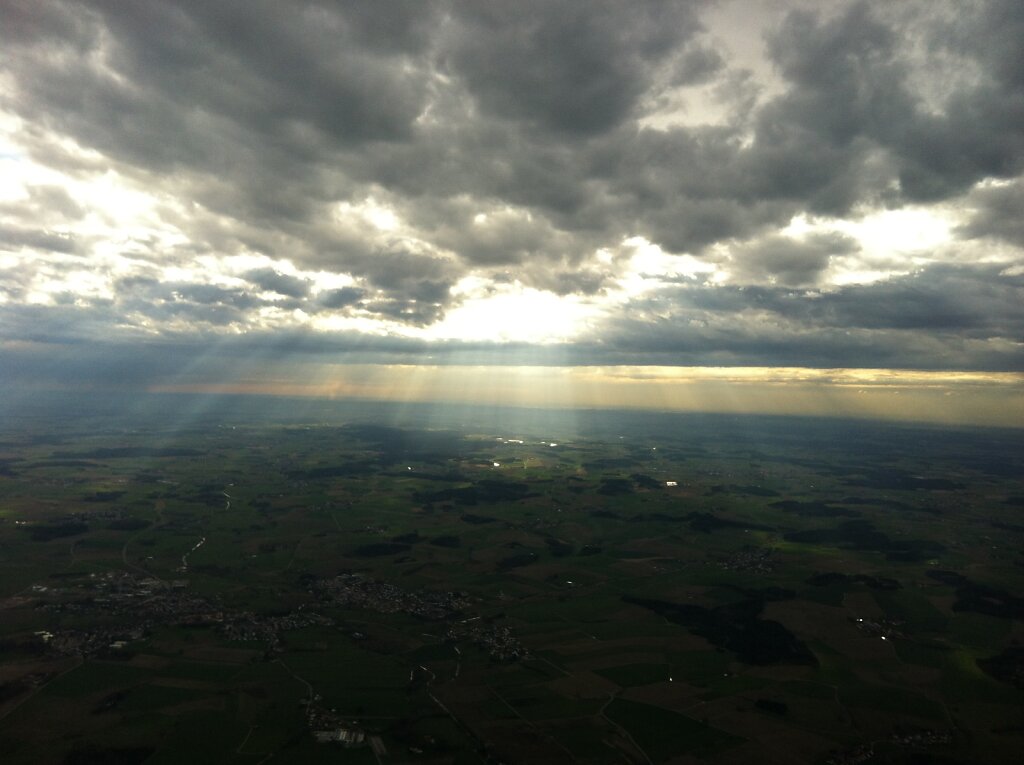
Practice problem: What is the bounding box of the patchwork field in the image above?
[0,398,1021,763]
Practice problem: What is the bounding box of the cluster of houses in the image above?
[718,546,775,573]
[24,571,335,657]
[849,616,904,640]
[221,608,335,651]
[446,620,528,662]
[312,573,527,660]
[313,572,475,621]
[826,729,953,764]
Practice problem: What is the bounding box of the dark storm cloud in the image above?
[315,287,365,310]
[595,264,1024,370]
[957,179,1024,247]
[740,1,1024,210]
[800,266,1024,335]
[1,0,722,283]
[672,45,725,86]
[114,276,259,309]
[0,308,537,392]
[546,269,611,297]
[4,1,1020,243]
[2,263,1018,376]
[340,249,456,293]
[1,265,445,342]
[446,0,705,135]
[243,268,310,298]
[312,247,457,322]
[5,3,1015,246]
[9,0,436,154]
[432,209,566,267]
[0,0,440,285]
[725,266,1022,335]
[0,225,79,254]
[591,322,1021,371]
[0,0,1022,371]
[109,278,272,327]
[361,298,444,327]
[728,232,860,286]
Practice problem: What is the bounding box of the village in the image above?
[311,573,528,661]
[312,572,475,621]
[20,568,528,665]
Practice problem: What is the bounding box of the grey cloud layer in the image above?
[1,0,1023,371]
[2,263,1020,374]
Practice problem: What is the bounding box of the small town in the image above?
[445,621,528,662]
[312,572,476,621]
[718,546,776,574]
[826,729,954,765]
[19,569,528,665]
[311,573,527,660]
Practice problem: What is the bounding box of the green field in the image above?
[0,406,1022,763]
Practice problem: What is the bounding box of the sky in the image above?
[1,1,1022,424]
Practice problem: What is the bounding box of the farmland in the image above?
[0,394,1021,763]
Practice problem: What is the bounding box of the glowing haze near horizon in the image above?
[1,1,1022,425]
